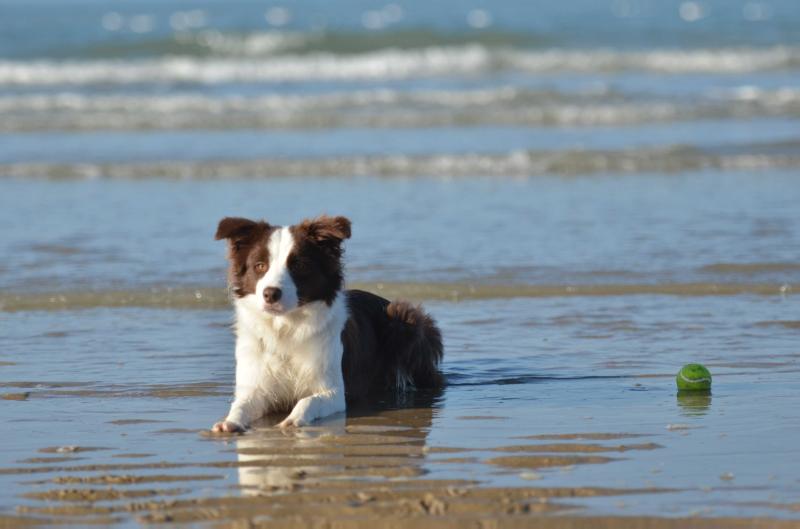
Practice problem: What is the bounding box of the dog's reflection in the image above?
[234,389,443,493]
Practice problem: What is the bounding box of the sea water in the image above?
[1,0,799,524]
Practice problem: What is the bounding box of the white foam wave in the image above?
[1,87,798,131]
[0,45,797,86]
[0,88,533,113]
[2,146,798,180]
[0,47,491,85]
[171,29,308,56]
[510,46,800,74]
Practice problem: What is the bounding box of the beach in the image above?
[1,0,800,526]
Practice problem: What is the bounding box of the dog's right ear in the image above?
[215,217,257,240]
[215,217,267,252]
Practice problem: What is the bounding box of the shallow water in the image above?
[2,293,800,526]
[2,0,800,525]
[2,177,800,526]
[1,173,799,294]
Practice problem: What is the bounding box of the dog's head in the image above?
[215,215,351,315]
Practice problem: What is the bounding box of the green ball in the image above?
[676,364,712,391]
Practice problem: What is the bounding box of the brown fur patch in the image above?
[214,217,273,298]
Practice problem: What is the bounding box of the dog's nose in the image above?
[263,287,282,304]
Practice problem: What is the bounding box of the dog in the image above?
[211,215,443,432]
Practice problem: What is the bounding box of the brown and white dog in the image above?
[211,215,443,432]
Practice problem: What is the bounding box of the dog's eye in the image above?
[254,262,267,273]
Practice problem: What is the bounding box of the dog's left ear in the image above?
[300,215,352,244]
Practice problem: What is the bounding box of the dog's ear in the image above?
[299,215,351,244]
[215,217,267,252]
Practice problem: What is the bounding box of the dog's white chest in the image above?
[262,337,319,384]
[220,294,348,428]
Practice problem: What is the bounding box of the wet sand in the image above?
[2,408,800,528]
[3,290,800,528]
[0,281,795,312]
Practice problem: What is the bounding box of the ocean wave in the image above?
[1,144,798,179]
[74,29,535,59]
[2,87,799,131]
[1,45,798,86]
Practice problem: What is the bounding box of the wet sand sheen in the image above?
[3,426,797,529]
[0,409,679,527]
[0,281,794,311]
[4,395,799,527]
[3,286,799,526]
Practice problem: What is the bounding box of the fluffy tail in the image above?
[384,301,444,389]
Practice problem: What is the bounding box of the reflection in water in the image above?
[5,379,700,525]
[676,391,712,417]
[236,415,348,493]
[235,389,443,494]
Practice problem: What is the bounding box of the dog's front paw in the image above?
[277,416,308,429]
[211,420,245,434]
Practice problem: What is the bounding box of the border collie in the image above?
[211,215,443,432]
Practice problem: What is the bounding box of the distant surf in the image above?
[1,44,799,88]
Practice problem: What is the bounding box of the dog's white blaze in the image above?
[256,227,299,311]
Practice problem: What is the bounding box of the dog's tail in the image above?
[384,300,444,389]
